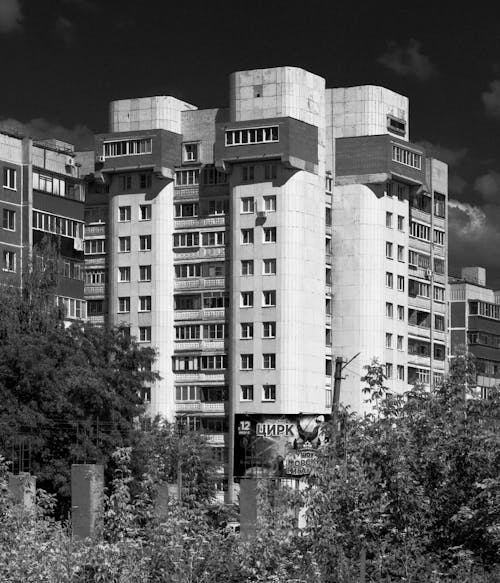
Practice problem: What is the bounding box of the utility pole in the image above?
[332,356,343,436]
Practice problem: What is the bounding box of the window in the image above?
[2,250,15,272]
[241,291,253,307]
[203,324,225,339]
[3,168,16,190]
[119,175,132,191]
[263,227,276,243]
[118,266,130,282]
[119,206,131,222]
[263,290,276,307]
[87,300,104,316]
[175,325,199,340]
[434,193,446,218]
[263,322,276,338]
[139,173,152,189]
[397,275,405,292]
[138,296,151,312]
[386,272,393,288]
[397,365,405,381]
[397,245,404,262]
[33,211,83,239]
[386,302,393,318]
[386,212,393,228]
[264,196,276,212]
[392,145,422,169]
[174,232,199,248]
[397,335,404,350]
[202,167,228,186]
[262,384,276,401]
[435,314,445,331]
[202,291,228,309]
[140,205,151,221]
[85,269,106,284]
[434,257,445,275]
[408,250,431,269]
[202,231,225,246]
[241,385,254,401]
[176,385,200,402]
[409,279,430,298]
[433,229,445,245]
[56,296,86,320]
[206,263,225,277]
[263,258,276,275]
[410,221,430,241]
[33,172,72,198]
[139,326,151,342]
[175,169,200,186]
[119,236,131,253]
[241,354,254,370]
[386,242,393,259]
[386,333,393,349]
[118,297,130,313]
[241,323,253,339]
[139,235,152,251]
[241,197,254,213]
[2,209,15,231]
[139,265,151,281]
[263,353,276,369]
[175,264,201,278]
[264,163,277,180]
[175,203,198,218]
[242,166,255,182]
[208,199,228,216]
[387,115,406,135]
[225,126,279,146]
[433,285,445,302]
[241,228,254,244]
[183,143,199,162]
[201,354,227,370]
[397,215,404,230]
[84,240,106,255]
[103,138,152,157]
[241,260,254,276]
[385,363,393,379]
[397,305,405,321]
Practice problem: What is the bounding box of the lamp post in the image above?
[176,416,187,503]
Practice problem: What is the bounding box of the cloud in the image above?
[55,15,75,44]
[482,80,500,118]
[0,117,94,150]
[377,39,436,81]
[448,174,467,196]
[0,0,23,33]
[474,171,500,204]
[415,140,467,167]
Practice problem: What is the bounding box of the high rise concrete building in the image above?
[79,66,448,493]
[449,267,500,394]
[0,130,85,319]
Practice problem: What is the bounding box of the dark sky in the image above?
[1,0,500,286]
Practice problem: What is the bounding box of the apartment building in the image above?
[79,66,448,493]
[449,267,500,393]
[330,87,448,412]
[0,130,85,319]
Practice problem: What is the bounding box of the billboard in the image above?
[234,414,327,479]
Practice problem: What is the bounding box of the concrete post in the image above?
[239,478,257,539]
[71,464,104,539]
[8,472,36,511]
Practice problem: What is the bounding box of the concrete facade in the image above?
[79,66,448,494]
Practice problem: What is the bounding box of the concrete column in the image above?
[8,472,36,511]
[239,478,257,539]
[71,464,104,539]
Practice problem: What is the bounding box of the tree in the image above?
[0,240,158,512]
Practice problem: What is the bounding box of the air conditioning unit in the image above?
[66,157,75,167]
[425,269,433,279]
[96,155,106,163]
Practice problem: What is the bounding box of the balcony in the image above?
[174,247,226,261]
[173,187,199,200]
[84,224,106,238]
[174,277,226,291]
[174,308,226,321]
[176,402,226,414]
[174,372,226,383]
[175,216,228,229]
[174,340,225,351]
[204,434,226,445]
[84,284,105,297]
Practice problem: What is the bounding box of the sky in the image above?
[1,0,500,286]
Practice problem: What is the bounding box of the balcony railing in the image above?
[174,247,226,261]
[174,340,225,351]
[174,308,226,321]
[175,216,228,229]
[174,277,226,291]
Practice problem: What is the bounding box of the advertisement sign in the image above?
[234,414,327,479]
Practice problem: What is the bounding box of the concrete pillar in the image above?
[239,478,257,539]
[71,464,104,539]
[8,472,36,511]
